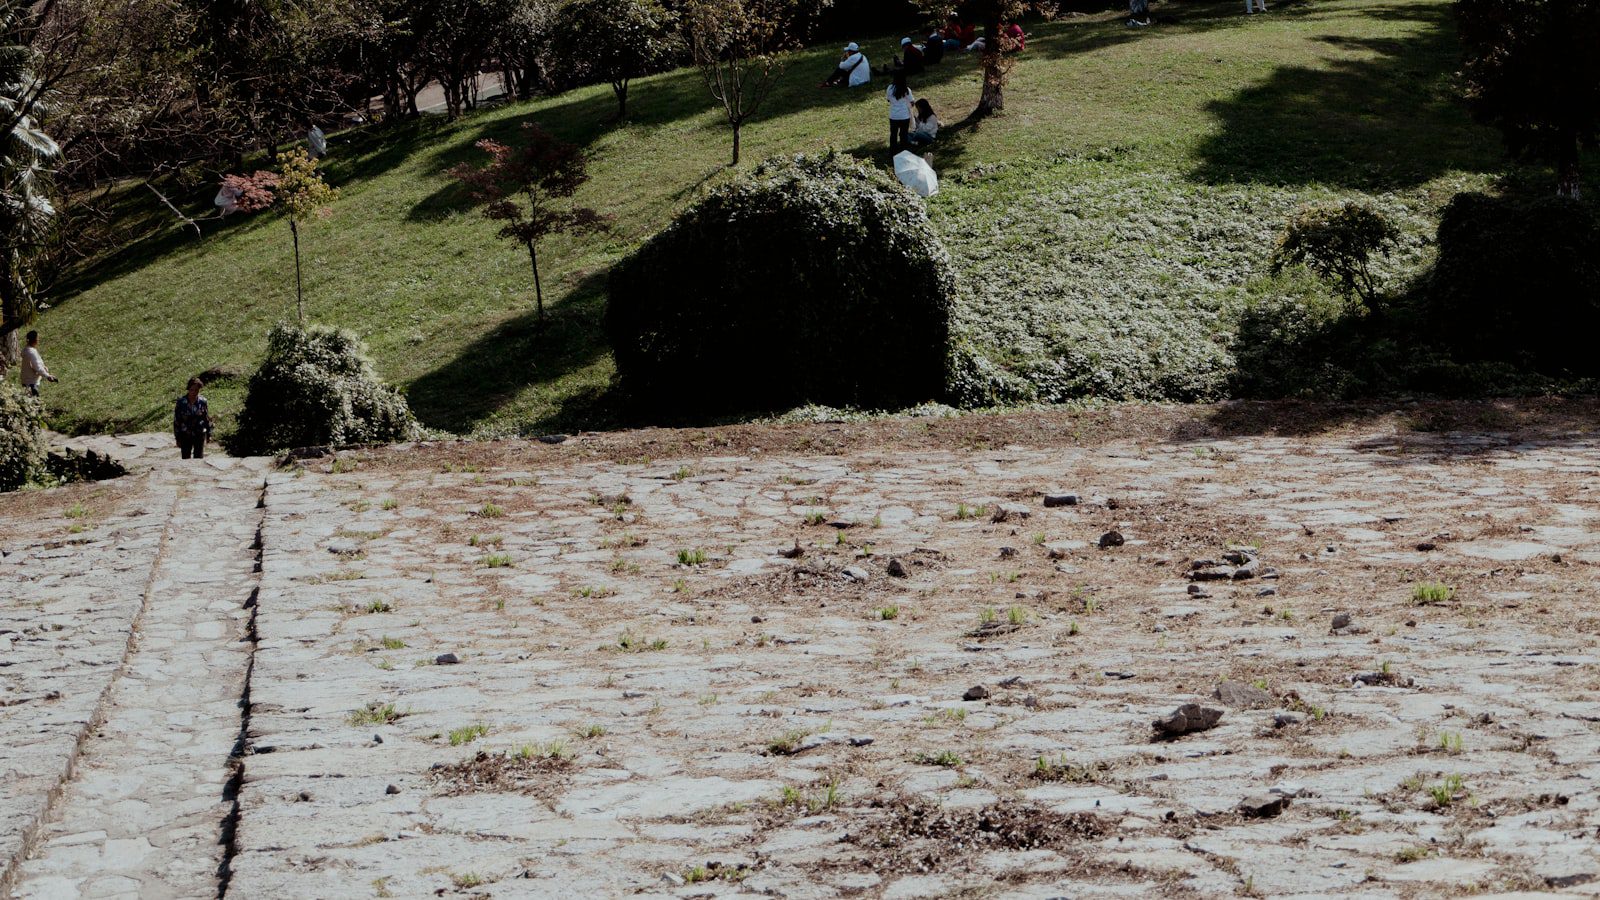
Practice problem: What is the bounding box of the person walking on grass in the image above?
[20,331,57,397]
[886,71,915,154]
[1245,0,1267,13]
[173,377,212,460]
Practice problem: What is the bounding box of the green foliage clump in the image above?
[1428,192,1600,374]
[0,382,45,491]
[606,151,956,416]
[1270,202,1400,303]
[231,324,415,455]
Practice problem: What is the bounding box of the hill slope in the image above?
[39,0,1513,437]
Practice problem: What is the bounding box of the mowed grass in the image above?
[39,0,1519,438]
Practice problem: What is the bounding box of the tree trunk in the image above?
[977,17,1005,115]
[615,80,629,120]
[1557,138,1582,199]
[528,240,545,324]
[979,59,1005,113]
[731,122,742,166]
[291,219,305,325]
[0,267,21,377]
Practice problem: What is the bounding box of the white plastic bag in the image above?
[894,151,938,198]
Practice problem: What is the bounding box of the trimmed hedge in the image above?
[230,324,415,455]
[0,382,45,491]
[1429,192,1600,374]
[605,152,956,415]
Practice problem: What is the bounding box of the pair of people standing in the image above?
[886,73,940,154]
[15,328,209,460]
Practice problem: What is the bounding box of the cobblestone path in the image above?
[4,410,1600,898]
[3,453,268,899]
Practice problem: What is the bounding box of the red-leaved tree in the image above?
[451,123,610,325]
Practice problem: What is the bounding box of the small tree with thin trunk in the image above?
[1457,0,1600,199]
[451,123,609,325]
[275,148,339,324]
[223,149,338,324]
[682,0,826,166]
[559,0,680,120]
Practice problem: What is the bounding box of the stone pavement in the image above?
[1,447,268,898]
[5,414,1600,898]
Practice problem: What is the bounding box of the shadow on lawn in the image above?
[405,272,623,434]
[1191,1,1502,190]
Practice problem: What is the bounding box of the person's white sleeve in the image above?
[25,347,48,378]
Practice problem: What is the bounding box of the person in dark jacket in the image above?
[173,377,212,460]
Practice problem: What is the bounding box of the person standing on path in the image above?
[20,330,57,397]
[173,377,212,460]
[886,71,915,154]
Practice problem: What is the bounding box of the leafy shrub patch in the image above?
[606,151,956,416]
[1427,192,1600,375]
[0,383,45,491]
[230,324,416,455]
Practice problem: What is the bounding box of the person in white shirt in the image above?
[820,42,871,88]
[886,71,915,153]
[19,330,56,397]
[908,98,940,149]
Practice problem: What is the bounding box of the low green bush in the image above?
[606,151,956,416]
[1428,192,1600,375]
[0,382,45,491]
[230,324,415,455]
[1270,202,1400,303]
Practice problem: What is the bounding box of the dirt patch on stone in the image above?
[428,750,573,796]
[842,799,1106,873]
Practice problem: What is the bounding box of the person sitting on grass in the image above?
[908,99,940,150]
[969,21,1027,53]
[877,37,926,76]
[820,42,871,88]
[945,14,976,50]
[1128,0,1153,26]
[923,30,946,65]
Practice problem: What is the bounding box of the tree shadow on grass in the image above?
[1189,1,1503,190]
[404,271,623,434]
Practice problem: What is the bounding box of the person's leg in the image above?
[180,439,193,460]
[193,439,205,460]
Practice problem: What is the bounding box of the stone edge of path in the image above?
[1,477,180,896]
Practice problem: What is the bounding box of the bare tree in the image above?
[681,0,827,165]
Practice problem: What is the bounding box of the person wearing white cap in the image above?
[895,36,925,74]
[819,42,871,88]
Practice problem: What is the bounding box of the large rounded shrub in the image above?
[0,382,45,491]
[231,324,416,455]
[1428,192,1600,374]
[605,152,956,415]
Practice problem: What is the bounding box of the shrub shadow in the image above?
[404,271,621,434]
[1189,2,1503,190]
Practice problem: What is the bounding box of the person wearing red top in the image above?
[1003,22,1026,51]
[943,14,976,50]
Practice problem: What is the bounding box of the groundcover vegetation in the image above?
[937,153,1438,406]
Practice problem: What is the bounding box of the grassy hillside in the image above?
[39,0,1524,437]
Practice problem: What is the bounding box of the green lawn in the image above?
[38,0,1532,437]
